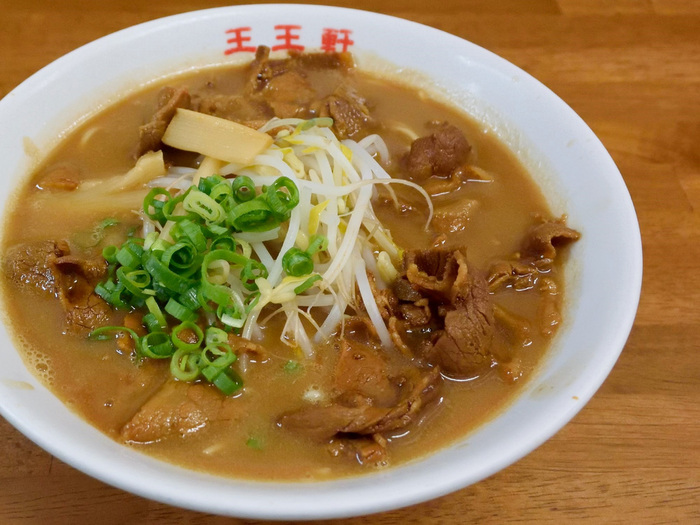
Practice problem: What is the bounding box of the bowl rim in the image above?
[0,4,643,520]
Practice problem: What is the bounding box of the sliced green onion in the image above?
[139,331,175,359]
[266,176,299,219]
[143,253,193,294]
[282,248,314,277]
[145,296,168,330]
[294,274,322,294]
[171,321,204,351]
[88,325,139,343]
[307,234,329,255]
[227,197,278,232]
[161,242,200,276]
[171,219,207,252]
[170,348,201,381]
[165,297,198,322]
[211,368,243,395]
[102,245,118,264]
[143,188,171,222]
[231,175,256,203]
[205,327,229,345]
[183,189,226,224]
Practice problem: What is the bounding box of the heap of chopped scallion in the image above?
[88,116,434,395]
[90,174,304,395]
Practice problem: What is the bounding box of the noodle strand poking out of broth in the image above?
[1,47,579,479]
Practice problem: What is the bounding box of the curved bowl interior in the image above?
[0,4,642,520]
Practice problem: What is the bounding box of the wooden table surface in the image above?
[1,0,698,523]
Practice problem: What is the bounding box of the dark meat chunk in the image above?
[246,46,358,122]
[403,123,471,183]
[121,381,239,443]
[263,70,316,118]
[427,267,495,377]
[50,253,110,332]
[278,403,387,441]
[136,86,191,157]
[398,302,431,327]
[4,240,111,332]
[403,247,495,377]
[391,277,423,302]
[193,93,273,129]
[314,85,373,139]
[4,240,69,293]
[334,318,399,406]
[278,317,441,442]
[523,218,580,259]
[278,367,441,439]
[404,246,469,303]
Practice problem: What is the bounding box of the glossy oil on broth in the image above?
[1,57,571,480]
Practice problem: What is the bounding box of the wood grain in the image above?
[1,0,698,523]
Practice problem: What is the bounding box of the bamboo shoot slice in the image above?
[162,109,272,164]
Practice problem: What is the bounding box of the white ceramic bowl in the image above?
[0,4,642,520]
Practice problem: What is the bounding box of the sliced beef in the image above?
[400,247,496,377]
[262,69,316,118]
[313,85,373,139]
[523,218,580,259]
[121,381,239,443]
[334,319,399,405]
[404,246,468,303]
[4,240,69,293]
[403,123,471,184]
[136,86,191,157]
[427,267,495,376]
[431,198,479,234]
[5,240,111,332]
[193,93,273,129]
[278,316,441,445]
[245,46,361,124]
[278,366,441,440]
[50,253,110,332]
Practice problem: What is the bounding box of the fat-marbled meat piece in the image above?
[4,240,69,293]
[524,218,581,259]
[404,123,471,183]
[278,367,441,440]
[404,247,496,377]
[121,381,240,443]
[427,266,495,376]
[278,317,441,441]
[4,240,111,332]
[136,86,191,157]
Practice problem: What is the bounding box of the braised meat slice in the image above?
[399,247,496,377]
[278,317,441,445]
[427,267,495,376]
[193,93,273,129]
[5,240,111,332]
[49,253,110,332]
[404,246,468,303]
[278,366,441,440]
[4,240,69,293]
[523,218,581,259]
[313,85,373,139]
[403,123,471,183]
[334,319,400,406]
[121,381,240,443]
[136,86,191,157]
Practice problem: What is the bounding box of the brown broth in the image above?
[1,62,560,480]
